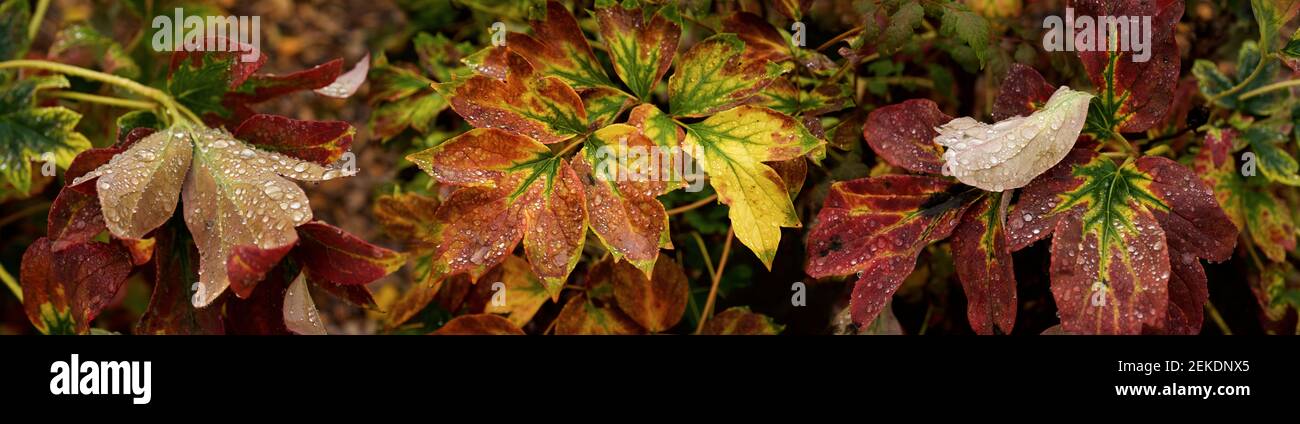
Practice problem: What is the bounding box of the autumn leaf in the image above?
[936,87,1093,192]
[406,128,587,297]
[581,87,634,130]
[506,1,613,90]
[0,75,92,193]
[722,12,792,63]
[668,34,785,117]
[1007,149,1236,334]
[862,99,951,174]
[293,221,406,287]
[438,50,587,144]
[283,272,327,335]
[555,294,644,335]
[607,256,689,333]
[368,54,447,140]
[700,307,783,335]
[433,314,525,335]
[1239,121,1300,186]
[136,225,225,334]
[478,256,551,327]
[991,63,1057,121]
[374,191,442,254]
[49,24,140,78]
[572,124,669,275]
[21,238,133,335]
[682,106,824,268]
[233,115,355,165]
[950,191,1016,334]
[595,3,681,100]
[1076,0,1182,137]
[1194,128,1295,262]
[805,175,976,326]
[73,127,355,307]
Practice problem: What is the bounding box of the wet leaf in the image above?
[1240,122,1300,186]
[374,192,442,253]
[233,115,355,165]
[21,238,133,335]
[950,192,1016,334]
[506,1,613,89]
[668,34,785,117]
[805,175,975,326]
[283,272,327,335]
[722,12,792,63]
[178,128,355,306]
[1194,128,1295,262]
[439,51,587,144]
[700,307,783,335]
[862,99,952,174]
[313,53,370,99]
[1007,149,1236,334]
[610,256,689,333]
[991,63,1056,121]
[683,106,823,268]
[936,87,1092,192]
[432,314,525,335]
[71,130,192,240]
[595,4,681,99]
[581,87,634,130]
[572,124,669,274]
[294,221,406,286]
[407,128,587,297]
[1077,0,1182,137]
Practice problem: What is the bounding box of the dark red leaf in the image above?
[136,226,225,334]
[991,63,1057,121]
[233,114,355,165]
[293,221,406,286]
[863,99,952,174]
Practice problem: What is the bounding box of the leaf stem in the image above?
[666,194,717,215]
[0,263,21,303]
[1207,56,1272,103]
[554,137,585,158]
[44,90,158,110]
[28,0,49,40]
[1237,78,1300,101]
[690,232,716,279]
[694,227,733,334]
[0,59,200,125]
[1205,300,1231,335]
[1107,132,1138,156]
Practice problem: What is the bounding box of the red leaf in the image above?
[136,226,225,334]
[950,192,1017,334]
[224,264,295,335]
[226,243,295,299]
[233,114,355,165]
[991,63,1056,121]
[722,12,791,63]
[234,59,344,104]
[47,186,105,251]
[21,238,133,334]
[293,221,405,286]
[1073,0,1182,133]
[313,53,369,98]
[805,175,975,326]
[863,99,952,174]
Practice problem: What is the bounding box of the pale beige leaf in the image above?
[283,272,326,335]
[72,130,192,239]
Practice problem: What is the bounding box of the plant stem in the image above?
[0,59,200,125]
[554,137,585,158]
[1205,300,1231,335]
[0,263,21,303]
[689,232,716,279]
[667,194,718,216]
[45,90,158,110]
[1107,132,1138,156]
[28,0,49,40]
[1237,78,1300,101]
[1207,57,1271,103]
[695,227,733,334]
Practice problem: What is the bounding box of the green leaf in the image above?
[1242,122,1300,186]
[168,53,235,118]
[596,4,681,100]
[683,106,823,268]
[0,76,92,192]
[937,1,991,68]
[0,0,31,62]
[1193,41,1286,116]
[667,33,785,118]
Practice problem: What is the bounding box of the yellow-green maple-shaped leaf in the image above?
[683,106,823,268]
[506,0,613,89]
[406,128,587,298]
[667,34,785,118]
[1,76,92,192]
[438,51,587,144]
[480,256,550,327]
